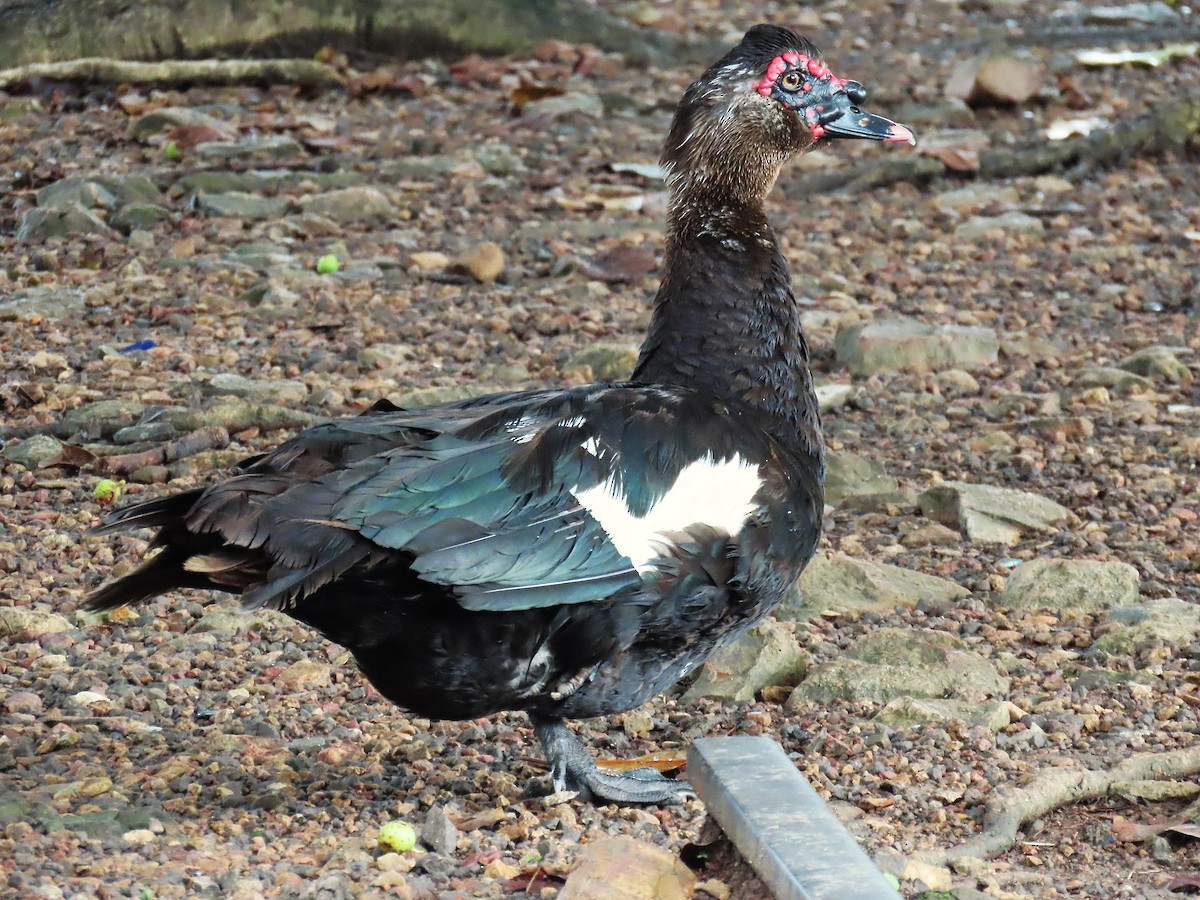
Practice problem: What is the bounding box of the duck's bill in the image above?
[824,108,916,145]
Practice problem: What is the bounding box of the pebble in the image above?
[452,242,505,283]
[420,806,460,855]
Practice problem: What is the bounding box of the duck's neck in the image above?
[632,195,821,451]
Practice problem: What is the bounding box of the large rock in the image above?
[790,628,1007,705]
[1092,599,1200,657]
[204,373,308,404]
[919,481,1072,544]
[17,205,113,241]
[0,606,72,639]
[835,318,999,375]
[776,553,968,621]
[189,607,293,634]
[36,175,160,210]
[930,184,1019,214]
[0,287,85,321]
[682,618,805,702]
[196,192,289,220]
[874,697,1015,731]
[567,344,639,382]
[559,836,695,900]
[53,399,147,439]
[1117,346,1192,384]
[1,435,67,470]
[955,212,1045,241]
[1000,558,1141,612]
[299,186,394,222]
[823,451,902,507]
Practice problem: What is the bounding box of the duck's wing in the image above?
[90,386,790,617]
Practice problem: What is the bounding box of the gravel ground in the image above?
[2,0,1199,897]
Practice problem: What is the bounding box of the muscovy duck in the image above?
[86,25,914,804]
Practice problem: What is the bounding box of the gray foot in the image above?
[531,714,695,805]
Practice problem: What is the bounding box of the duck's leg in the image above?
[531,714,695,804]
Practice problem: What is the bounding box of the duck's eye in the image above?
[779,71,803,92]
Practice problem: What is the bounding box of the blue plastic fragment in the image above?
[119,340,157,353]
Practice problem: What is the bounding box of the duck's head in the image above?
[663,25,914,203]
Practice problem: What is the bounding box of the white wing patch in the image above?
[571,454,761,572]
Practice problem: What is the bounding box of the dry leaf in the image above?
[1168,874,1200,892]
[511,83,566,109]
[1112,815,1170,842]
[576,244,658,283]
[595,750,687,774]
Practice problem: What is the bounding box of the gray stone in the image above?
[0,606,72,639]
[37,175,160,211]
[17,204,113,241]
[523,90,605,120]
[835,317,999,375]
[0,287,85,320]
[224,242,296,269]
[131,107,235,138]
[237,277,303,310]
[378,155,459,180]
[204,373,308,403]
[475,143,526,175]
[1093,599,1200,656]
[683,618,806,702]
[814,383,856,412]
[919,481,1072,544]
[936,369,981,396]
[420,807,460,855]
[112,422,178,445]
[791,628,1007,705]
[54,399,147,439]
[824,452,900,506]
[177,171,276,195]
[196,192,289,220]
[1000,558,1141,612]
[1086,1,1178,24]
[777,553,969,621]
[1073,367,1153,392]
[158,401,318,434]
[388,385,492,408]
[955,212,1045,240]
[195,135,304,160]
[874,697,1014,731]
[930,184,1019,214]
[111,204,173,231]
[1,435,66,469]
[299,186,394,222]
[566,344,639,381]
[189,607,294,634]
[1117,346,1192,384]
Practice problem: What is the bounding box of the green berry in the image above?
[164,141,182,161]
[94,479,125,505]
[316,254,340,274]
[377,820,417,853]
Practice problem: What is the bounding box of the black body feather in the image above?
[79,23,912,802]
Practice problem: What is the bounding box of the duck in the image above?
[86,24,915,805]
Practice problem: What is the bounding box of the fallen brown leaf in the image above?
[595,749,687,774]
